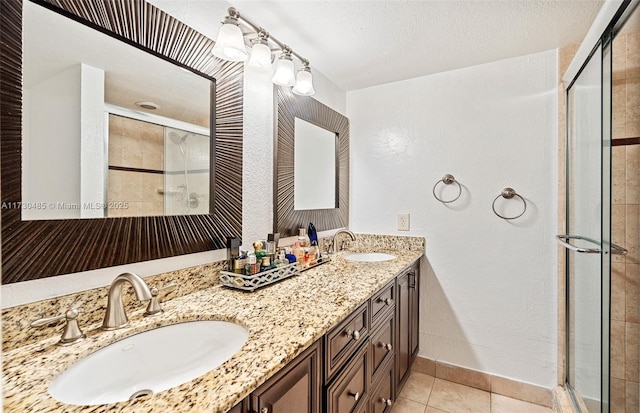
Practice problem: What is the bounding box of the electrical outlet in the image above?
[397,213,410,231]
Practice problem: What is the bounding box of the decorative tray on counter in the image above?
[220,256,331,292]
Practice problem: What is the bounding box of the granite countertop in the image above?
[2,248,423,413]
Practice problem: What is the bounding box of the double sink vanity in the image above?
[2,235,423,413]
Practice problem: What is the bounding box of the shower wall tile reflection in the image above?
[107,114,164,217]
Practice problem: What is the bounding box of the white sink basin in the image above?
[48,320,249,405]
[343,252,397,262]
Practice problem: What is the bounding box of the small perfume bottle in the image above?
[297,228,310,248]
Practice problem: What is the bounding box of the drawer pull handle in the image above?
[346,329,361,340]
[384,297,393,306]
[348,391,360,402]
[381,397,393,406]
[261,408,269,413]
[380,342,393,351]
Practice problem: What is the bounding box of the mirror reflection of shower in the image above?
[164,127,209,215]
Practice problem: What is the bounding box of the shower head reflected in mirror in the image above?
[168,131,189,145]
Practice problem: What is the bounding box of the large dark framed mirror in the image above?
[274,88,349,237]
[0,0,244,284]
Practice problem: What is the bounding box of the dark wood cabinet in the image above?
[325,302,369,381]
[232,258,421,413]
[250,340,321,413]
[370,310,395,380]
[370,357,395,413]
[326,342,370,413]
[396,263,420,390]
[228,399,247,413]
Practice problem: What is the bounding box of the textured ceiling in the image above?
[148,0,604,91]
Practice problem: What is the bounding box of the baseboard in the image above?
[412,356,552,408]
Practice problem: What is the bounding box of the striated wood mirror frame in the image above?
[0,0,244,284]
[274,88,349,237]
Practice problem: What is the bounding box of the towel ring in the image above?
[492,188,527,220]
[432,174,462,204]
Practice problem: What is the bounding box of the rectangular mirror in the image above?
[274,89,349,237]
[0,0,244,284]
[22,0,211,219]
[294,117,337,211]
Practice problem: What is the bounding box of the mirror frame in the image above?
[274,87,349,237]
[0,0,244,284]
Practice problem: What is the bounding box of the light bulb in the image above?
[272,54,296,86]
[212,19,248,62]
[248,41,272,72]
[292,67,315,96]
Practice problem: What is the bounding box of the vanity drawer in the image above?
[325,302,369,380]
[371,280,395,329]
[370,310,395,381]
[326,342,369,413]
[369,357,395,413]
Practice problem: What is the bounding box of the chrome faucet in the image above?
[102,272,152,330]
[331,229,357,253]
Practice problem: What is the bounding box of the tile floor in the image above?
[391,371,552,413]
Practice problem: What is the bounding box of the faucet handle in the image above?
[31,308,86,346]
[144,284,176,317]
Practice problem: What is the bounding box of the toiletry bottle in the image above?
[293,241,305,264]
[266,233,279,264]
[253,240,266,261]
[307,241,319,265]
[260,256,272,272]
[245,253,258,275]
[226,236,241,271]
[297,228,310,248]
[274,250,289,267]
[307,223,318,245]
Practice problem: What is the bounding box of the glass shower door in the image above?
[563,41,612,413]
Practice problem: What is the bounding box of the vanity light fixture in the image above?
[292,64,315,96]
[213,7,315,95]
[247,31,273,72]
[211,13,248,62]
[272,47,296,86]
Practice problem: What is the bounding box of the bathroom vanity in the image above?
[1,236,423,413]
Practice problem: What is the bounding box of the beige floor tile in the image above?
[391,396,427,413]
[491,394,551,413]
[428,379,490,413]
[425,407,448,413]
[400,372,435,404]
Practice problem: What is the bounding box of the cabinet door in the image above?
[251,340,321,413]
[396,271,410,389]
[370,310,394,381]
[326,342,369,413]
[396,264,420,391]
[370,357,395,413]
[409,266,420,361]
[228,399,247,413]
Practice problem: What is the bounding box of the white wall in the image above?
[347,50,558,388]
[23,63,105,220]
[23,64,82,219]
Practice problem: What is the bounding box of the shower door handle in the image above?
[556,235,601,254]
[611,242,628,255]
[556,235,628,255]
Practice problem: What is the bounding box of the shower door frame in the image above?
[563,1,638,411]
